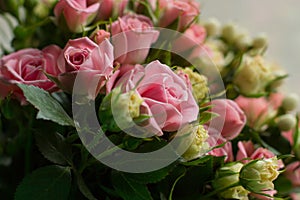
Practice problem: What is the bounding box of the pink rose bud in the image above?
[158,0,200,31]
[95,0,129,20]
[285,161,300,187]
[90,29,111,45]
[109,60,199,135]
[172,24,206,53]
[54,0,100,33]
[0,45,62,104]
[57,37,114,98]
[111,14,159,64]
[208,99,246,140]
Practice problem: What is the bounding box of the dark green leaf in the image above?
[76,172,97,200]
[35,132,72,165]
[111,171,153,200]
[15,165,72,200]
[123,163,175,184]
[18,84,74,126]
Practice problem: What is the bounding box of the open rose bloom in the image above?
[0,0,297,199]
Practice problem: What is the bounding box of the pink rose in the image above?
[285,161,300,187]
[251,190,277,200]
[206,130,233,162]
[158,0,200,31]
[0,45,61,104]
[135,0,157,12]
[111,14,159,64]
[235,94,283,130]
[172,24,206,53]
[110,60,199,135]
[57,37,114,98]
[54,0,100,33]
[94,0,129,20]
[237,141,276,162]
[208,99,246,140]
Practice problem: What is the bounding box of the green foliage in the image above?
[18,84,74,127]
[0,12,18,56]
[15,165,72,200]
[34,131,72,165]
[111,170,153,200]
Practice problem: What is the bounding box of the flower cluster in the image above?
[0,0,299,200]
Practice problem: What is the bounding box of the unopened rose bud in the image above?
[277,114,297,131]
[213,162,250,199]
[203,18,221,37]
[90,29,111,45]
[222,23,237,43]
[282,93,299,112]
[253,33,268,49]
[235,33,252,50]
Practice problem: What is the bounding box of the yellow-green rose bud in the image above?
[235,33,252,50]
[233,55,273,95]
[213,162,243,190]
[182,125,209,161]
[252,33,268,49]
[222,23,238,43]
[276,114,297,131]
[240,157,280,193]
[282,93,299,112]
[203,18,221,37]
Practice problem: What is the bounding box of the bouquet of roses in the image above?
[1,0,300,199]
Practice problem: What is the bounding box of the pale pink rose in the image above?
[172,24,206,53]
[282,118,300,145]
[57,37,114,98]
[90,29,111,45]
[237,141,275,161]
[158,0,200,31]
[285,161,300,187]
[111,14,159,64]
[237,141,284,168]
[235,95,280,129]
[94,0,129,20]
[110,60,199,135]
[0,45,61,104]
[207,99,246,140]
[54,0,100,33]
[206,130,233,162]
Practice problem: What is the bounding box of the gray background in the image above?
[200,0,300,104]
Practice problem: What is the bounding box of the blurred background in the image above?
[200,0,300,101]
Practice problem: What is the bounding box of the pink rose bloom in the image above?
[111,14,159,64]
[110,60,199,135]
[172,24,206,53]
[285,161,300,187]
[135,0,157,12]
[158,0,200,31]
[54,0,100,33]
[206,130,234,162]
[0,45,61,104]
[94,0,129,20]
[237,141,275,161]
[57,37,114,98]
[208,99,246,140]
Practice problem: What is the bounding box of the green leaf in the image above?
[75,172,97,200]
[123,163,175,184]
[18,84,74,127]
[15,165,72,200]
[111,171,153,200]
[35,132,72,165]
